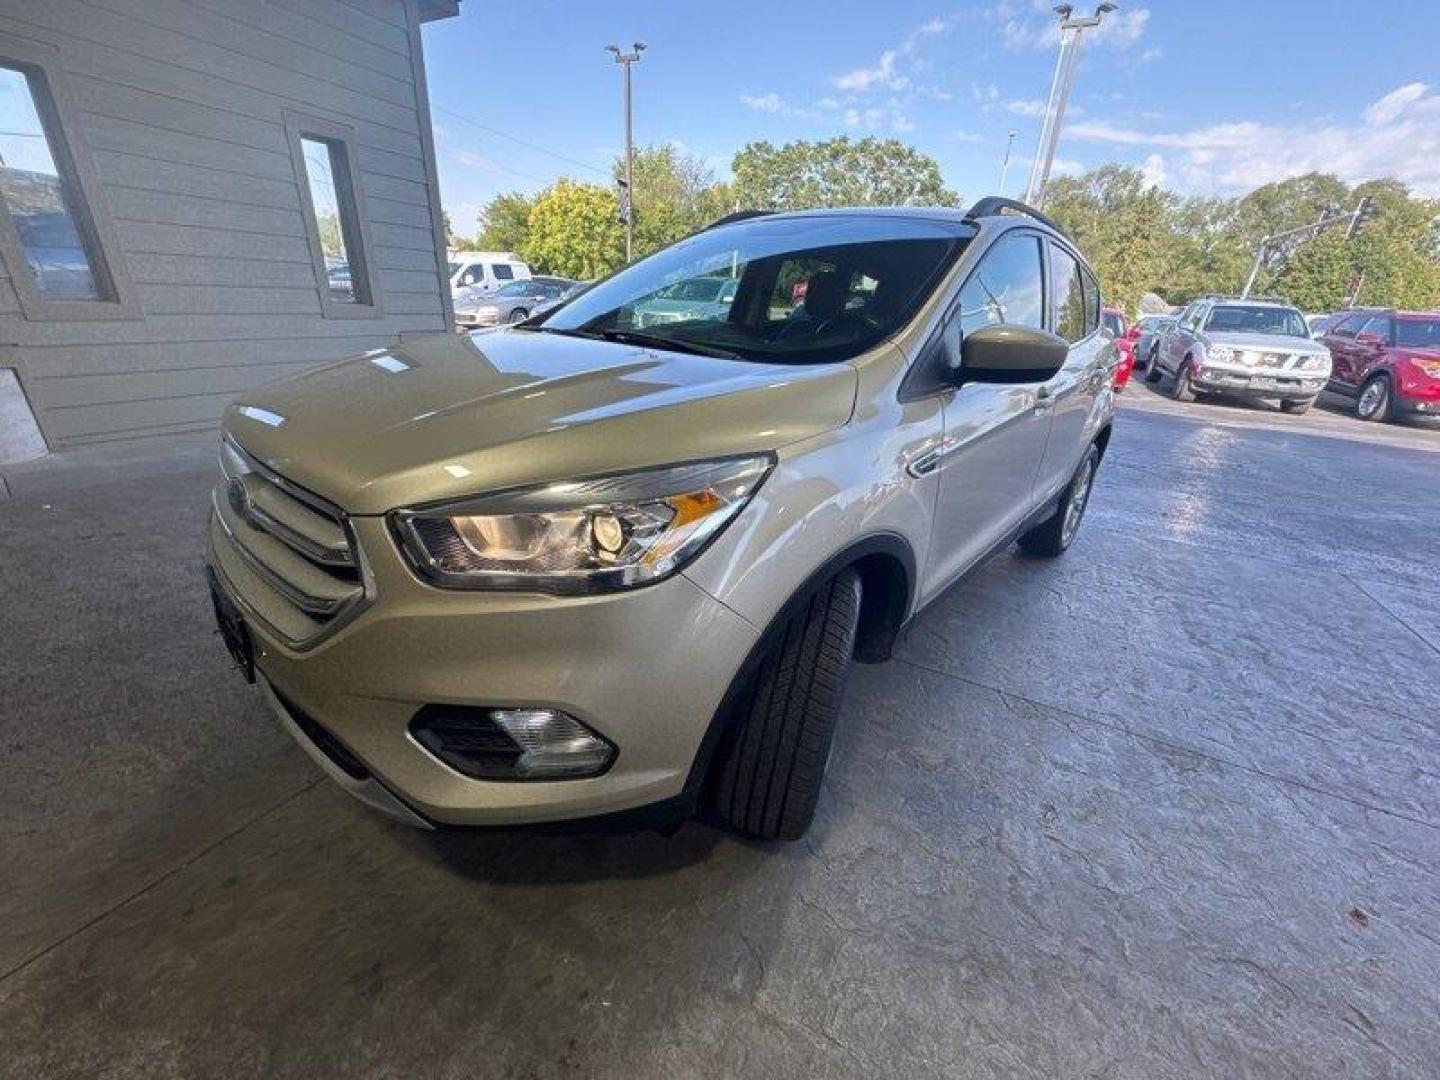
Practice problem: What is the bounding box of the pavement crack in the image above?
[893,655,1440,835]
[0,777,323,986]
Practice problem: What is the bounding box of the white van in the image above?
[447,251,532,295]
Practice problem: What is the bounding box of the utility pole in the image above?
[1240,197,1374,297]
[1024,3,1117,208]
[605,41,645,263]
[999,130,1018,194]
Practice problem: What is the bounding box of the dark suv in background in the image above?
[1319,308,1440,422]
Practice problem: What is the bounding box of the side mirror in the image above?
[959,324,1069,384]
[1355,331,1383,345]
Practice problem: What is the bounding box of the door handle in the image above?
[903,435,957,478]
[1033,385,1054,412]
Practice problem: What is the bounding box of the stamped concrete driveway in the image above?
[3,395,1439,1079]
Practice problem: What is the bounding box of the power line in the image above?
[431,103,611,179]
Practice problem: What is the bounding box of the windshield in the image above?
[1204,304,1308,338]
[447,261,463,276]
[539,215,971,364]
[1396,318,1440,348]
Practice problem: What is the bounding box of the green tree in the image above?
[476,191,536,252]
[619,145,724,257]
[1046,165,1171,314]
[731,137,957,210]
[519,180,624,279]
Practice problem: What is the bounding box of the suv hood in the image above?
[1207,331,1328,355]
[222,329,858,515]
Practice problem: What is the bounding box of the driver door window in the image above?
[952,232,1045,337]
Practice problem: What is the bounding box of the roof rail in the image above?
[705,209,774,230]
[964,196,1065,236]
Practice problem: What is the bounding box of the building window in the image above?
[286,113,379,318]
[0,60,119,309]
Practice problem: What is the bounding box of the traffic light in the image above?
[1346,196,1376,240]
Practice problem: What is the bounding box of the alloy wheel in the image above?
[1061,457,1095,548]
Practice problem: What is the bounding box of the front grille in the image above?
[210,437,366,647]
[1235,349,1312,370]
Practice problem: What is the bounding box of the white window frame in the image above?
[0,34,139,322]
[284,111,382,320]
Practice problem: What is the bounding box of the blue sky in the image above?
[421,0,1440,232]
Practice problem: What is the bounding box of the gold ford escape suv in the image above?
[206,197,1116,841]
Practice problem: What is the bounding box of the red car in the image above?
[1102,308,1135,390]
[1320,309,1440,422]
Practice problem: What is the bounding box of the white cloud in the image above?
[833,49,909,93]
[1364,82,1427,125]
[950,129,986,143]
[892,114,917,133]
[1052,157,1086,178]
[739,92,786,114]
[1066,82,1440,196]
[1140,153,1168,189]
[1007,98,1048,118]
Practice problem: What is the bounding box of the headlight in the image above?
[392,456,773,593]
[1207,345,1234,363]
[476,306,500,325]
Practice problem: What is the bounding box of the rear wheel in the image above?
[709,569,862,841]
[1170,360,1197,402]
[1356,375,1395,422]
[1018,444,1100,558]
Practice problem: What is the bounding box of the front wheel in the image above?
[1018,444,1100,558]
[1170,361,1197,402]
[1144,348,1164,383]
[708,569,862,841]
[508,308,530,324]
[1356,375,1394,422]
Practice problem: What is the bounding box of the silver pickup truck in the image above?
[1146,297,1331,414]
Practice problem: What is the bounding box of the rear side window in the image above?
[953,232,1045,337]
[1329,313,1368,339]
[1050,244,1087,343]
[1396,319,1440,348]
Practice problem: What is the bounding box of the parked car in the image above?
[455,276,578,329]
[1131,315,1175,372]
[1145,297,1331,413]
[448,252,532,296]
[1320,308,1440,421]
[1101,307,1134,390]
[629,275,740,327]
[206,197,1115,842]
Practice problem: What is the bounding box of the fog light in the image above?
[411,704,615,780]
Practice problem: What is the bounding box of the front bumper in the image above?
[1192,364,1327,400]
[208,514,759,827]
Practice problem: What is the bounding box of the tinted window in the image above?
[0,64,109,300]
[1357,315,1392,341]
[543,215,970,364]
[1328,312,1368,339]
[1102,311,1126,338]
[1396,318,1440,348]
[951,232,1045,338]
[494,281,530,297]
[1050,245,1087,343]
[491,263,514,281]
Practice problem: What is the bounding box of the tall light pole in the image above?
[606,41,645,262]
[999,130,1018,194]
[1024,3,1116,208]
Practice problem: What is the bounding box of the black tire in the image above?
[1144,348,1164,383]
[1280,397,1314,415]
[1017,444,1100,558]
[1356,374,1395,422]
[709,569,862,841]
[1171,359,1197,402]
[509,308,529,324]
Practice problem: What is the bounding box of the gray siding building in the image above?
[0,0,459,454]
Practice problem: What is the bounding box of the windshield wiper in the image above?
[594,328,742,361]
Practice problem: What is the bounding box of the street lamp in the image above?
[999,130,1018,194]
[1023,3,1116,208]
[605,41,646,263]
